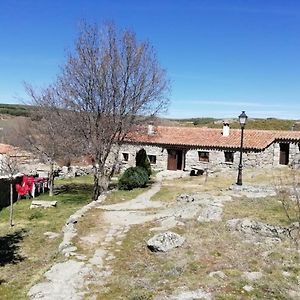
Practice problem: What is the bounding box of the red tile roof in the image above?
[0,143,16,154]
[126,126,300,150]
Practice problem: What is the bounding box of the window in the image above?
[198,151,209,162]
[224,152,234,163]
[148,155,157,164]
[122,153,129,161]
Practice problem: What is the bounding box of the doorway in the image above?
[167,149,183,170]
[279,143,289,165]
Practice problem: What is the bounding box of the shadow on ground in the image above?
[0,229,26,266]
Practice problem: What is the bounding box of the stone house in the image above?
[118,124,300,172]
[0,143,35,176]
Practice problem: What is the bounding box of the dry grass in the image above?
[94,169,300,299]
[97,218,298,299]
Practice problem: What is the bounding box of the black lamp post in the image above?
[236,111,248,185]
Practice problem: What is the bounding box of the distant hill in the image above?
[170,117,300,131]
[0,103,31,117]
[0,103,299,132]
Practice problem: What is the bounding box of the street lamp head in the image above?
[238,111,248,127]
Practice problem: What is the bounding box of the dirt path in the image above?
[28,176,170,300]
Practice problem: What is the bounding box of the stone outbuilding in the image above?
[118,124,300,172]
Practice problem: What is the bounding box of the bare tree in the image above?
[10,102,76,197]
[1,154,19,227]
[274,170,300,253]
[26,22,170,200]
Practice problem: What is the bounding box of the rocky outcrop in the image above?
[227,184,276,198]
[226,218,297,241]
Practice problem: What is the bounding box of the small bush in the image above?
[118,167,149,190]
[136,148,151,177]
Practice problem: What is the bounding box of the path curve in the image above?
[28,175,167,300]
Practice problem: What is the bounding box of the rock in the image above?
[61,246,78,256]
[228,184,276,198]
[44,232,60,239]
[243,271,263,282]
[197,204,223,222]
[208,271,226,279]
[176,194,195,203]
[243,285,254,292]
[168,288,212,300]
[282,271,291,277]
[30,200,57,209]
[147,231,185,252]
[28,260,91,300]
[226,218,294,241]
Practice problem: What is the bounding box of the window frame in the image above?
[148,154,157,165]
[198,151,209,162]
[224,151,234,163]
[122,152,129,162]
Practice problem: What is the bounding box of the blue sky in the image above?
[0,0,300,119]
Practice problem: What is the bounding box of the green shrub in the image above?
[118,167,149,190]
[136,148,151,177]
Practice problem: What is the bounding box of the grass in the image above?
[94,170,300,299]
[0,175,93,299]
[0,169,299,299]
[223,196,291,226]
[103,186,151,205]
[97,219,298,299]
[151,172,236,203]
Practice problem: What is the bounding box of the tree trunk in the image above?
[92,167,110,201]
[9,182,13,227]
[92,170,100,201]
[48,162,54,197]
[99,173,109,193]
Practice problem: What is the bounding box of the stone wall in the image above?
[119,144,168,171]
[289,142,300,165]
[0,176,22,210]
[118,141,300,172]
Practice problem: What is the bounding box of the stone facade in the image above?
[119,144,168,171]
[119,141,300,172]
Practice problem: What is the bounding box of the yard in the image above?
[0,168,299,299]
[0,176,94,299]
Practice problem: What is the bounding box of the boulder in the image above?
[226,218,295,241]
[30,200,57,209]
[147,231,185,252]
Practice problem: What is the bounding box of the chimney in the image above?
[222,121,230,137]
[147,124,155,135]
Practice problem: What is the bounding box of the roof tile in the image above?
[126,126,300,150]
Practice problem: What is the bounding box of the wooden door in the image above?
[177,150,183,170]
[167,149,177,170]
[279,143,289,165]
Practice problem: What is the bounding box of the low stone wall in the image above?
[0,176,22,210]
